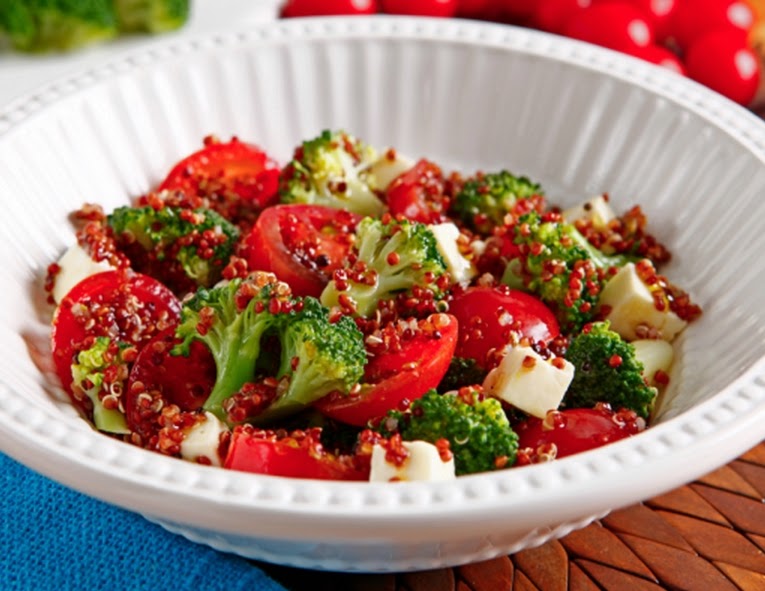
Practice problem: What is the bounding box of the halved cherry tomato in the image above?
[157,137,280,212]
[224,426,369,481]
[385,159,448,224]
[449,286,559,369]
[245,204,361,298]
[315,313,458,426]
[51,270,181,404]
[125,328,216,437]
[515,405,644,461]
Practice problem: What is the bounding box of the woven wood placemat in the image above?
[260,441,765,591]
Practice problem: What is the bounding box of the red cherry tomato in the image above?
[385,159,447,224]
[621,0,677,40]
[380,0,458,17]
[685,29,760,105]
[449,286,559,369]
[51,270,181,408]
[533,0,592,34]
[245,204,361,298]
[125,328,216,437]
[456,0,495,18]
[224,426,369,480]
[634,44,686,74]
[281,0,378,16]
[668,0,754,49]
[157,137,280,214]
[315,314,458,426]
[515,406,644,460]
[501,0,538,20]
[563,2,655,54]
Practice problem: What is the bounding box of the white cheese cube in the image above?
[632,339,674,387]
[180,412,228,467]
[369,440,455,483]
[561,194,616,229]
[482,345,574,419]
[599,263,687,342]
[368,151,415,191]
[52,244,114,304]
[429,222,477,284]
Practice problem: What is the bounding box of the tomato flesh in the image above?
[385,159,448,224]
[245,204,360,298]
[449,286,559,369]
[125,328,216,437]
[157,137,280,216]
[51,270,181,409]
[314,313,458,426]
[224,426,369,480]
[515,406,644,461]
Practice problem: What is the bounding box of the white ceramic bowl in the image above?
[2,17,765,573]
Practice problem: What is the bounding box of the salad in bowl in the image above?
[45,129,701,483]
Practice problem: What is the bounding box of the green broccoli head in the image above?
[502,211,635,334]
[378,389,518,476]
[279,130,385,217]
[254,297,367,423]
[564,321,657,419]
[70,336,131,434]
[320,216,448,317]
[452,170,544,234]
[108,204,239,294]
[172,272,365,425]
[437,356,488,394]
[114,0,189,33]
[1,0,117,52]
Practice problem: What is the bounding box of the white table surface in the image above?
[0,0,281,109]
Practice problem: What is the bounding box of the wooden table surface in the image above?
[259,441,765,591]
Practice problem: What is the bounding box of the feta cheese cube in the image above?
[632,339,674,387]
[483,345,574,419]
[369,440,455,482]
[368,151,415,191]
[599,263,687,342]
[561,194,616,229]
[52,244,114,304]
[180,412,228,467]
[429,222,477,284]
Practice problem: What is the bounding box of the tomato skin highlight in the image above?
[564,2,655,55]
[157,137,280,211]
[51,270,181,405]
[449,286,560,369]
[515,406,643,460]
[314,314,459,426]
[244,204,361,298]
[224,427,369,480]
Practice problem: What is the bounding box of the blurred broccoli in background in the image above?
[0,0,188,53]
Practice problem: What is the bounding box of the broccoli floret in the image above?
[0,0,117,52]
[70,337,130,434]
[320,216,448,317]
[255,297,367,423]
[114,0,188,33]
[172,273,366,425]
[564,322,657,419]
[437,356,488,393]
[452,170,544,234]
[279,130,385,217]
[502,211,636,334]
[377,389,518,476]
[107,204,239,294]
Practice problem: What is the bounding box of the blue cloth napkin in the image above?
[0,453,286,591]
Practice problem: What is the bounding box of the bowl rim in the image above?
[1,15,765,541]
